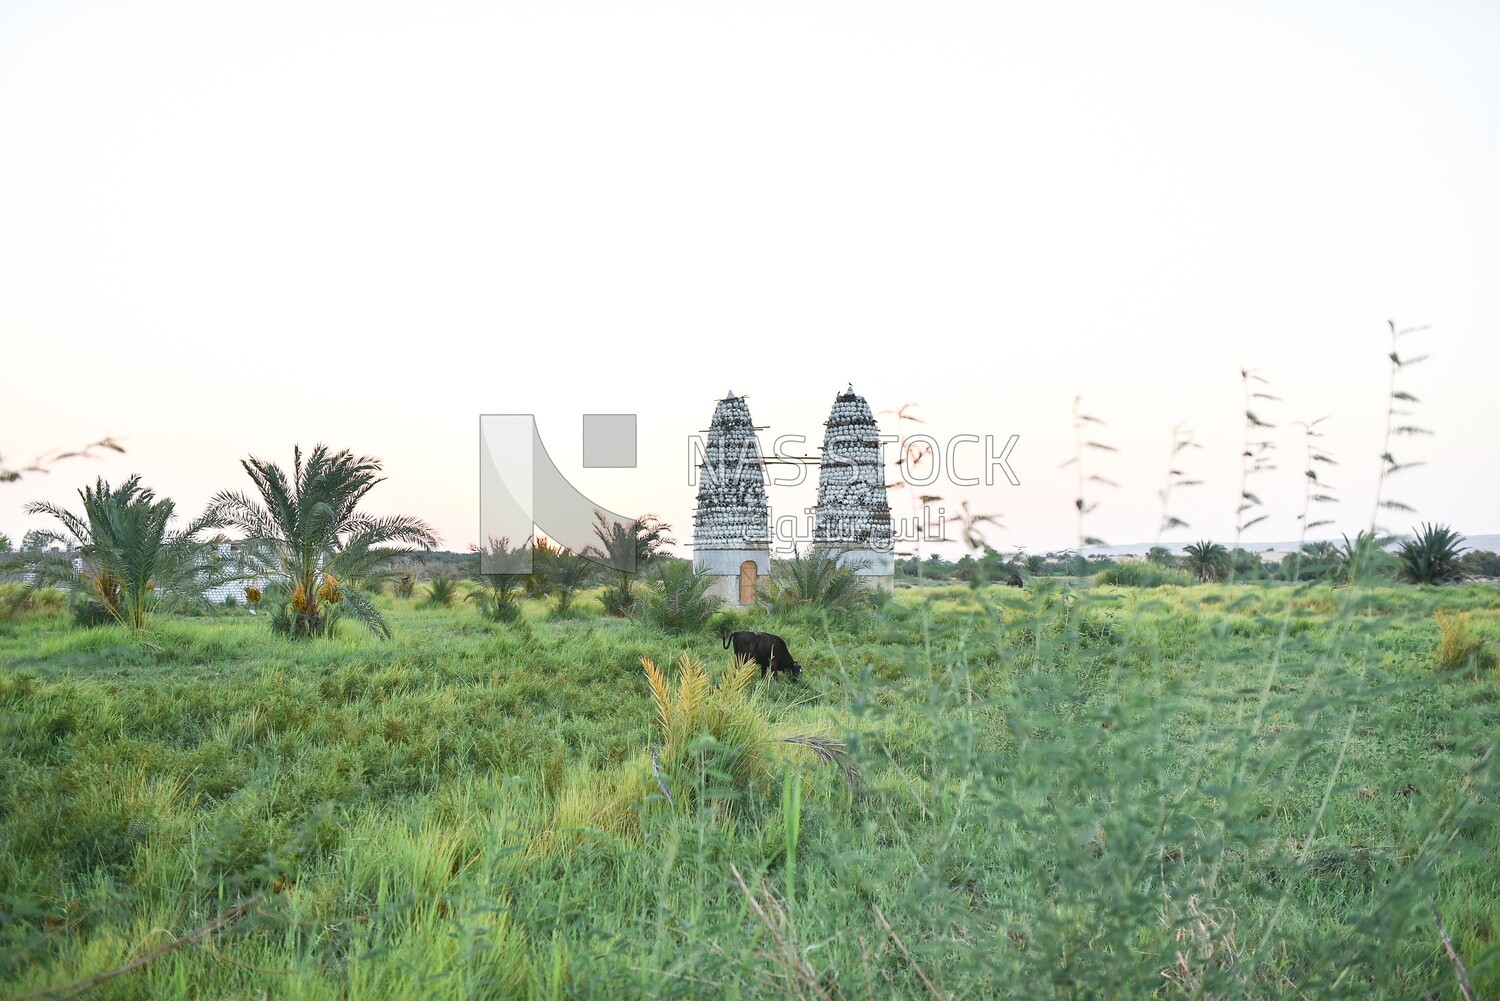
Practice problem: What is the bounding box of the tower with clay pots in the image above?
[692,392,771,607]
[813,385,894,590]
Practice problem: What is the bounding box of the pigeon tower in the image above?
[692,392,771,607]
[813,385,894,589]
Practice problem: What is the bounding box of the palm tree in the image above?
[1333,530,1396,586]
[423,573,461,608]
[1182,540,1229,583]
[766,546,870,611]
[1284,540,1339,581]
[468,536,528,622]
[587,512,675,616]
[548,549,596,616]
[1396,523,1467,585]
[25,475,225,630]
[210,444,437,639]
[522,537,559,598]
[640,560,722,633]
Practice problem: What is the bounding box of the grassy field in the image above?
[1,581,1497,999]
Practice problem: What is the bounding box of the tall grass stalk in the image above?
[1233,367,1278,555]
[782,771,802,906]
[1371,320,1432,533]
[1154,421,1200,544]
[1284,417,1338,581]
[1061,396,1115,570]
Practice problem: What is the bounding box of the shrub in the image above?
[709,608,755,638]
[1145,546,1177,567]
[1094,563,1193,588]
[1230,547,1272,580]
[1335,530,1398,585]
[423,574,461,608]
[0,584,66,621]
[764,547,871,612]
[1434,611,1496,677]
[1282,541,1340,582]
[1458,550,1500,578]
[640,561,722,634]
[599,582,635,617]
[69,594,116,628]
[469,538,527,623]
[547,552,595,616]
[586,513,675,617]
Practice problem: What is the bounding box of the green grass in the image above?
[1,582,1497,998]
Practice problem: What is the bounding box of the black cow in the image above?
[722,630,803,682]
[1006,573,1025,588]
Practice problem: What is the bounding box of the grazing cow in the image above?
[1006,573,1025,588]
[722,630,803,682]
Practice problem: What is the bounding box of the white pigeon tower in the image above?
[813,385,894,590]
[692,391,771,607]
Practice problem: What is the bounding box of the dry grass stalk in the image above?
[15,899,255,1001]
[1159,893,1246,998]
[779,735,861,793]
[729,862,834,1001]
[872,904,945,1000]
[1431,907,1476,1001]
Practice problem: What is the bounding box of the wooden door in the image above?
[739,560,757,605]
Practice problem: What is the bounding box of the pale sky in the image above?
[3,1,1498,557]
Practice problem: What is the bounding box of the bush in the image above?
[709,608,755,638]
[0,584,66,621]
[70,594,116,628]
[422,574,461,608]
[469,587,523,623]
[542,654,850,851]
[469,537,527,623]
[1094,563,1193,588]
[545,552,596,616]
[1434,611,1496,677]
[764,547,871,612]
[600,581,636,617]
[1336,530,1399,585]
[640,561,722,634]
[1458,550,1500,578]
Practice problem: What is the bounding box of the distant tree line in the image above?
[895,531,1498,587]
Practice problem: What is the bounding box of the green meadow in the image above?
[2,581,1497,999]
